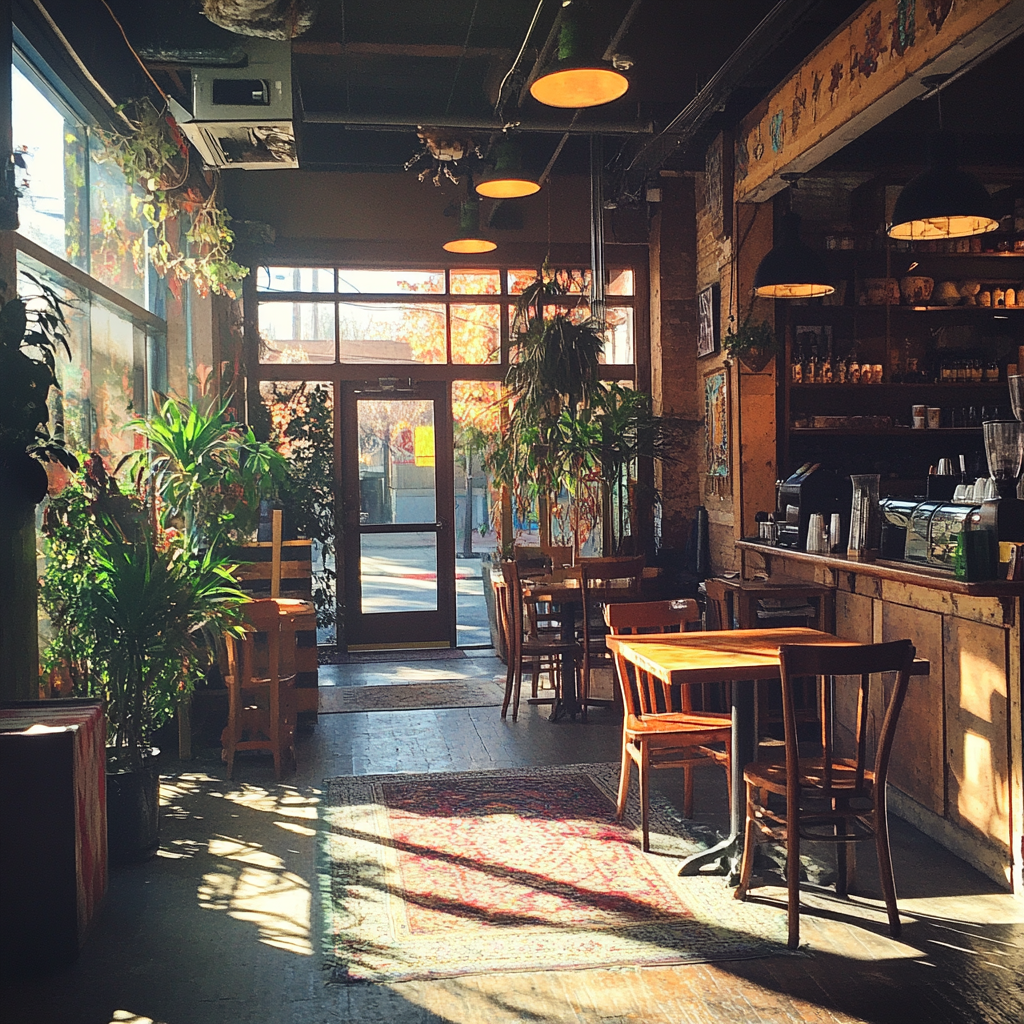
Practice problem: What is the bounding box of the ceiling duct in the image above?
[201,0,319,40]
[169,38,298,169]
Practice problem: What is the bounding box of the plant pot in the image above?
[737,349,775,373]
[106,764,160,865]
[481,553,507,662]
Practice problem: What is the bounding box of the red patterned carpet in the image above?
[322,762,787,982]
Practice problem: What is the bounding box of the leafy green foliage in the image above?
[723,313,778,357]
[269,383,338,631]
[96,99,248,298]
[41,455,248,769]
[0,273,78,470]
[126,393,287,556]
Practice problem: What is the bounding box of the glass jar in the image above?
[848,474,881,562]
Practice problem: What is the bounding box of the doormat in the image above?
[319,679,503,714]
[321,762,788,983]
[319,648,469,665]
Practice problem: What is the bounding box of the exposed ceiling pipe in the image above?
[601,0,644,62]
[302,111,653,134]
[626,0,825,172]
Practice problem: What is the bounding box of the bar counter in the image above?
[736,540,1024,894]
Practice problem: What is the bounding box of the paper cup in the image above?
[927,407,941,429]
[913,416,927,429]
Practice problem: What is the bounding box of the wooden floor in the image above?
[2,652,1022,1024]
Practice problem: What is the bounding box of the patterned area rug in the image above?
[319,679,504,714]
[321,762,788,983]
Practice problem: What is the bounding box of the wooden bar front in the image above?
[738,540,1024,894]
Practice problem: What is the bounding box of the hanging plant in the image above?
[723,312,779,373]
[95,99,249,299]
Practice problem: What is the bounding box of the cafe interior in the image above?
[1,1,1023,1022]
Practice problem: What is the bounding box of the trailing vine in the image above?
[95,99,249,299]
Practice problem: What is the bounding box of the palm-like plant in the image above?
[91,525,247,770]
[128,393,287,554]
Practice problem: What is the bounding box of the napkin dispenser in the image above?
[776,463,848,551]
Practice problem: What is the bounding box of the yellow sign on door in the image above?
[414,425,435,467]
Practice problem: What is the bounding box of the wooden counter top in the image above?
[737,540,1024,597]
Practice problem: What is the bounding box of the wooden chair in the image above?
[734,639,916,950]
[606,599,732,851]
[577,556,645,719]
[222,599,298,780]
[499,560,581,722]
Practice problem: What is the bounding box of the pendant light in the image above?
[753,208,834,299]
[475,138,540,199]
[443,200,497,254]
[529,1,629,109]
[887,132,998,240]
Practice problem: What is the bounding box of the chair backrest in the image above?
[702,579,732,631]
[577,557,645,679]
[513,546,551,574]
[778,640,915,801]
[499,560,526,647]
[541,544,573,569]
[226,599,283,690]
[604,598,698,717]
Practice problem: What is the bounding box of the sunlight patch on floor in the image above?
[200,836,312,956]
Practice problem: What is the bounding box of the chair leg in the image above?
[682,765,694,819]
[786,800,801,950]
[638,740,651,852]
[531,657,540,698]
[874,803,902,938]
[510,656,524,722]
[500,654,515,720]
[616,737,631,821]
[734,783,758,900]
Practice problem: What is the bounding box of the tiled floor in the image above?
[2,652,1022,1024]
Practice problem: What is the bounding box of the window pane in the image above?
[259,380,337,644]
[338,302,445,363]
[357,398,436,524]
[602,306,634,364]
[507,269,537,295]
[336,269,443,294]
[451,303,499,364]
[607,268,635,296]
[258,301,335,363]
[88,132,146,307]
[360,533,438,613]
[450,271,499,295]
[11,65,87,268]
[90,302,138,459]
[257,266,335,292]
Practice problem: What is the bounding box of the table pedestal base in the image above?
[678,833,742,883]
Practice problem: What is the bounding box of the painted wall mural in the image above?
[734,0,1016,201]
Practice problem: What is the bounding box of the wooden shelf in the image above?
[790,427,982,436]
[790,382,1007,391]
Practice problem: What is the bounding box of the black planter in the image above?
[106,766,160,865]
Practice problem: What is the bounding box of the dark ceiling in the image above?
[89,0,867,182]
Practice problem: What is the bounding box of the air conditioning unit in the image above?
[169,39,298,170]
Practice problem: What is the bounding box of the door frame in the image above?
[339,379,456,649]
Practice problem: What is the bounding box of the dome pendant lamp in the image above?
[887,131,998,240]
[529,1,629,109]
[475,138,540,199]
[443,200,497,254]
[753,209,834,299]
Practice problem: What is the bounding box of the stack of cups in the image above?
[806,513,826,553]
[829,513,842,553]
[912,403,927,429]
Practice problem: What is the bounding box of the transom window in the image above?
[255,266,637,373]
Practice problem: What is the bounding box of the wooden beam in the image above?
[735,0,1024,202]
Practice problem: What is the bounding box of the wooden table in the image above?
[605,627,930,879]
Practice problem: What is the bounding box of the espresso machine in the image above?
[776,463,849,550]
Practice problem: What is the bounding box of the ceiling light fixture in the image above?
[888,77,998,240]
[529,1,629,109]
[475,137,540,198]
[443,200,497,254]
[887,132,998,240]
[753,209,834,299]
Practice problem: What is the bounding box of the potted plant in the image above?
[723,312,779,373]
[0,273,78,700]
[41,457,247,863]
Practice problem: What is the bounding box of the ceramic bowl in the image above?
[899,275,934,304]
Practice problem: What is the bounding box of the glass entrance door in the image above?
[340,381,456,648]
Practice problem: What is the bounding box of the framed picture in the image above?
[697,285,718,358]
[703,367,730,493]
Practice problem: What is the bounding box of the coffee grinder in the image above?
[976,418,1024,542]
